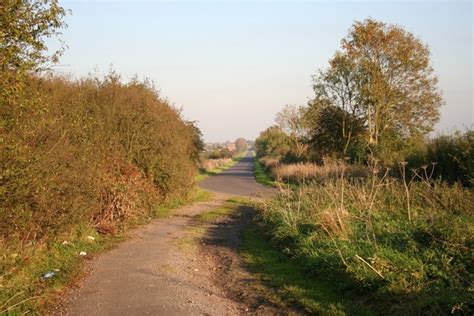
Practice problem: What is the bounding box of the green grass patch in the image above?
[195,151,247,182]
[195,197,249,223]
[196,206,232,222]
[0,186,212,314]
[253,156,277,187]
[254,180,474,315]
[182,197,248,252]
[175,226,207,252]
[198,197,370,314]
[241,223,373,315]
[153,187,213,218]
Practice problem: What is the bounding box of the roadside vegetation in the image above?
[196,139,248,181]
[195,197,248,223]
[0,1,208,313]
[254,167,473,314]
[242,223,373,315]
[253,155,277,187]
[252,18,473,314]
[1,188,211,314]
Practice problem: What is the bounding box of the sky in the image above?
[52,0,473,142]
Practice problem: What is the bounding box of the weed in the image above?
[255,168,474,314]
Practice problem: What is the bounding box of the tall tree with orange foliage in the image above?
[309,19,443,161]
[343,19,443,145]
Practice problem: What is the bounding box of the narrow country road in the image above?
[200,151,274,197]
[57,152,279,315]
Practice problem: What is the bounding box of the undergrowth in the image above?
[253,164,474,314]
[241,223,373,315]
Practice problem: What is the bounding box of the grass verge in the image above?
[241,222,374,315]
[191,196,355,314]
[253,156,277,187]
[195,151,247,182]
[186,197,369,314]
[0,187,212,314]
[152,187,212,218]
[195,196,250,223]
[250,178,473,315]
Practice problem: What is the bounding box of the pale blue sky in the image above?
[54,0,473,142]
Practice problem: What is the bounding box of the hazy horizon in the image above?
[52,0,473,142]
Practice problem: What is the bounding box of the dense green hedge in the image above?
[1,73,202,241]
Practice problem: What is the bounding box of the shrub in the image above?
[219,147,234,158]
[255,126,293,159]
[426,131,473,186]
[396,130,474,187]
[0,73,202,243]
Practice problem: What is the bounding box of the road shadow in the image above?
[199,204,303,315]
[199,205,374,315]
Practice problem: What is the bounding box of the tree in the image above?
[310,53,365,155]
[275,105,307,137]
[235,138,247,153]
[306,19,443,163]
[186,121,204,164]
[1,0,67,103]
[305,102,365,162]
[219,147,233,159]
[255,126,292,159]
[275,105,308,159]
[341,19,442,145]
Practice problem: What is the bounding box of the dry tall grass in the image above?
[200,158,233,171]
[273,160,368,184]
[258,164,474,314]
[259,157,280,171]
